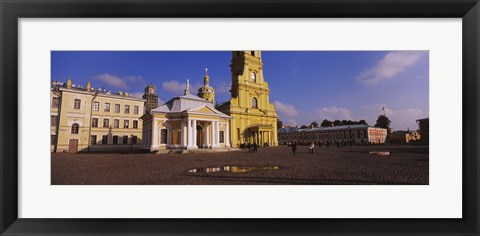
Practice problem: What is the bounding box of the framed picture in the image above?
[1,0,479,235]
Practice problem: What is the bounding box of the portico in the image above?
[141,81,231,152]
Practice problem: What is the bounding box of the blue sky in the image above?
[51,51,429,131]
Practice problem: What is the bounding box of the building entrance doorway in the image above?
[196,125,204,148]
[68,139,78,153]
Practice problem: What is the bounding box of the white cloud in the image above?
[317,107,353,121]
[273,100,300,118]
[356,51,423,85]
[95,74,128,89]
[366,104,426,131]
[162,80,186,94]
[124,75,144,83]
[94,73,145,90]
[284,119,298,127]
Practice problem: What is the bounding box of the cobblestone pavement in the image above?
[51,145,429,185]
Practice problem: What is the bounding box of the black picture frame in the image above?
[1,0,479,235]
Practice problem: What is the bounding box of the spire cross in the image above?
[205,67,208,76]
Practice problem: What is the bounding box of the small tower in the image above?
[142,84,159,114]
[197,68,215,104]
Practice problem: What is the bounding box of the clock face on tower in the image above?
[149,88,154,94]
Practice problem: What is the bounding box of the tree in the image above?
[300,125,309,129]
[341,120,348,126]
[310,121,319,128]
[321,119,332,127]
[359,119,367,125]
[375,115,391,132]
[277,120,283,128]
[333,120,341,126]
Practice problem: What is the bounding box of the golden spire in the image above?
[204,67,210,86]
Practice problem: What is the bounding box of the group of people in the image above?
[244,142,258,152]
[290,141,316,156]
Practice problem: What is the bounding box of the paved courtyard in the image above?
[51,145,429,185]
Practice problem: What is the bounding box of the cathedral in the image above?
[217,51,278,147]
[141,50,278,151]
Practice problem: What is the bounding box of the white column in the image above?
[210,121,214,148]
[192,119,197,148]
[152,119,159,150]
[180,120,186,148]
[203,125,208,148]
[187,119,192,148]
[215,121,220,147]
[226,121,231,147]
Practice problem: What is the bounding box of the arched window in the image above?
[71,123,79,134]
[252,97,258,109]
[251,72,256,82]
[251,51,255,56]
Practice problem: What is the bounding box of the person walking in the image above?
[309,142,315,154]
[253,143,258,152]
[291,142,297,156]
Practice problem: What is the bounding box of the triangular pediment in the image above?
[187,104,230,118]
[197,106,216,114]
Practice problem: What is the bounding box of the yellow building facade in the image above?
[51,79,145,153]
[217,51,278,147]
[141,80,231,151]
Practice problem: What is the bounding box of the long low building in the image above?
[278,124,387,145]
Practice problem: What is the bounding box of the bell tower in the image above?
[225,50,278,147]
[197,68,215,104]
[142,84,159,114]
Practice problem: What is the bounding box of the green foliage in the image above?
[321,119,332,127]
[333,120,341,126]
[375,115,391,129]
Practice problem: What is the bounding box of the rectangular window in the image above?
[102,135,108,144]
[50,115,58,127]
[160,129,167,144]
[103,118,109,128]
[113,135,118,144]
[123,135,128,144]
[123,120,129,128]
[92,118,98,128]
[51,135,56,145]
[51,97,60,108]
[93,101,99,111]
[124,105,130,114]
[74,99,81,109]
[114,119,119,128]
[219,131,225,143]
[134,106,139,115]
[115,104,120,113]
[104,103,110,112]
[133,120,138,129]
[132,136,137,144]
[90,135,97,145]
